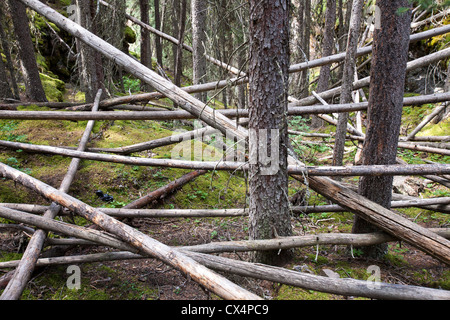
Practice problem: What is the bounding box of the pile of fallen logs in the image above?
[0,0,449,300]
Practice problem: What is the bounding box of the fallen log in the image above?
[406,103,449,141]
[2,228,450,264]
[185,251,450,300]
[306,176,450,265]
[0,203,249,217]
[0,162,262,300]
[410,136,450,142]
[347,134,450,156]
[81,126,218,155]
[3,204,448,258]
[6,247,445,300]
[0,90,103,300]
[1,207,448,299]
[288,24,450,75]
[292,47,450,107]
[65,23,450,111]
[0,206,136,252]
[2,139,450,176]
[124,169,207,209]
[423,175,450,189]
[2,92,450,121]
[20,0,450,266]
[0,101,85,110]
[2,193,449,217]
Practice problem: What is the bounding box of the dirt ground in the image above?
[2,203,447,301]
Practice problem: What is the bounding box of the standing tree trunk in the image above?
[332,0,364,167]
[312,0,336,128]
[248,0,292,265]
[154,0,163,68]
[8,0,47,102]
[174,0,187,88]
[0,54,13,101]
[75,0,105,103]
[140,0,152,92]
[316,0,337,92]
[300,0,311,99]
[0,7,20,100]
[353,0,412,258]
[191,0,207,103]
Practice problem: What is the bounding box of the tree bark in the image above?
[0,7,20,100]
[191,0,207,103]
[154,0,163,67]
[75,0,105,103]
[173,0,186,90]
[8,0,47,102]
[333,0,364,167]
[248,0,292,265]
[0,52,13,101]
[312,0,336,128]
[353,0,413,258]
[139,0,153,92]
[301,0,311,99]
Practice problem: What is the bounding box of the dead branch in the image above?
[2,91,449,121]
[0,90,103,300]
[292,47,450,107]
[1,206,448,299]
[0,161,261,300]
[124,170,207,209]
[3,248,447,300]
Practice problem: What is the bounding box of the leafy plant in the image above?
[0,120,27,142]
[122,75,141,93]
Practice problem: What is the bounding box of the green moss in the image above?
[57,0,72,6]
[275,285,334,300]
[412,269,450,290]
[0,251,23,263]
[40,73,66,102]
[123,26,137,44]
[418,117,450,137]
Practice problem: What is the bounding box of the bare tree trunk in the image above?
[0,7,19,100]
[75,0,105,103]
[316,0,337,93]
[301,0,311,99]
[248,0,292,265]
[0,52,12,101]
[8,0,47,102]
[332,0,364,167]
[353,0,413,258]
[154,0,163,68]
[312,0,336,128]
[191,0,207,103]
[174,0,186,88]
[140,0,153,92]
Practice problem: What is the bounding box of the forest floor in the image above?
[0,84,449,300]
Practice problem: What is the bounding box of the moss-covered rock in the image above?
[39,73,66,102]
[123,25,137,44]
